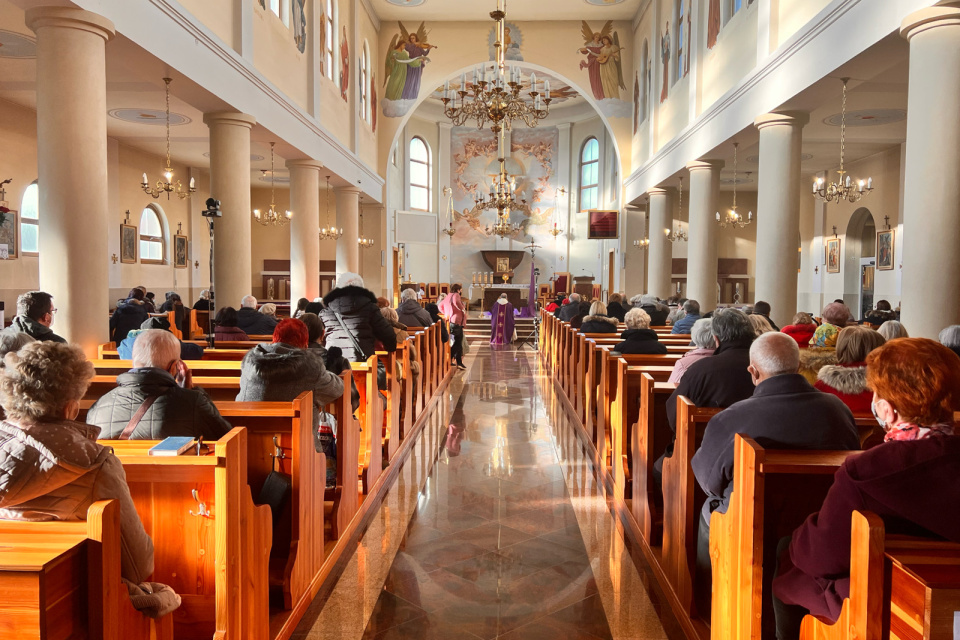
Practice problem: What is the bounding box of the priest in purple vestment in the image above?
[490,294,516,346]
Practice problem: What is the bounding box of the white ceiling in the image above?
[372,0,644,22]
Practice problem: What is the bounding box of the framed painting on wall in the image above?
[825,237,841,274]
[587,209,619,240]
[876,229,894,271]
[0,210,18,259]
[174,235,188,269]
[120,224,137,264]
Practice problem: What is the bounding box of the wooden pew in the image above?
[106,427,272,639]
[99,347,250,361]
[86,375,241,402]
[91,359,243,377]
[662,396,722,617]
[352,355,384,494]
[0,500,173,640]
[379,350,401,463]
[800,511,960,640]
[632,374,679,545]
[711,435,861,640]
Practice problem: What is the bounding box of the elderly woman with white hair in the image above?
[319,272,397,362]
[877,319,909,341]
[939,324,960,358]
[668,318,717,384]
[614,308,668,354]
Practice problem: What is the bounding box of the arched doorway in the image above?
[843,207,876,318]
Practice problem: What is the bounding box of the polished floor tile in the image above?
[294,343,675,639]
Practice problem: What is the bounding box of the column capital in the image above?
[335,185,362,196]
[25,6,114,41]
[647,187,670,197]
[754,111,808,130]
[203,111,256,129]
[285,159,324,171]
[901,4,960,40]
[437,122,454,131]
[686,159,724,172]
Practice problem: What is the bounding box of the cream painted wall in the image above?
[177,0,237,50]
[699,2,758,113]
[357,3,379,168]
[398,116,441,284]
[775,0,832,50]
[253,3,310,110]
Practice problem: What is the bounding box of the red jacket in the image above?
[813,363,872,414]
[782,323,817,348]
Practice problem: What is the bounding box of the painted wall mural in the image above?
[382,21,437,117]
[578,21,631,118]
[340,26,349,101]
[707,0,721,49]
[489,22,523,61]
[660,21,670,103]
[292,0,306,53]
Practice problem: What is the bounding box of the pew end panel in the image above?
[632,375,678,546]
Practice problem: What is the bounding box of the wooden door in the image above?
[608,250,616,301]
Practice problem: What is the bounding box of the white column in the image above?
[900,5,960,338]
[438,122,453,284]
[754,112,808,328]
[685,160,723,312]
[26,7,114,356]
[646,187,673,298]
[203,111,256,311]
[556,123,572,274]
[287,160,322,303]
[336,186,360,276]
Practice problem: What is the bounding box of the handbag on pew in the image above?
[314,410,338,489]
[257,439,292,525]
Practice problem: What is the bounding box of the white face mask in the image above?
[871,398,886,428]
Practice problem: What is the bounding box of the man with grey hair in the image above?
[86,329,232,441]
[555,292,581,322]
[939,324,960,358]
[689,331,859,621]
[671,299,702,334]
[638,293,669,326]
[397,287,433,327]
[236,294,279,335]
[319,272,397,362]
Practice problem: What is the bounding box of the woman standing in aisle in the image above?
[439,283,467,370]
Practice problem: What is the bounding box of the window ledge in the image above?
[141,259,166,266]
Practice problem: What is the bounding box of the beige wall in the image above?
[178,0,236,50]
[253,4,310,110]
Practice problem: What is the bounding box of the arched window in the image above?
[324,0,335,80]
[20,182,39,255]
[676,0,684,81]
[409,136,431,212]
[139,205,165,264]
[579,138,600,211]
[359,42,369,123]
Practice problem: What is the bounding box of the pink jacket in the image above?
[439,292,466,325]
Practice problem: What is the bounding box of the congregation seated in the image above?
[1,290,64,344]
[671,299,701,334]
[772,338,960,639]
[157,291,182,313]
[300,313,359,412]
[320,272,397,362]
[940,324,960,358]
[780,312,816,348]
[749,313,776,336]
[753,300,780,331]
[425,303,449,343]
[635,294,670,326]
[606,293,627,322]
[579,301,618,333]
[192,288,212,311]
[691,332,860,617]
[293,297,309,318]
[0,342,180,617]
[259,302,279,323]
[568,301,592,329]
[814,326,885,413]
[237,295,279,335]
[118,316,204,360]
[381,307,420,388]
[110,288,150,343]
[144,291,157,313]
[666,297,687,326]
[376,296,391,309]
[397,288,432,327]
[668,318,714,384]
[555,292,581,321]
[87,329,231,441]
[862,299,897,329]
[213,306,250,341]
[304,300,324,316]
[798,302,851,384]
[544,295,564,314]
[877,319,908,341]
[614,308,667,354]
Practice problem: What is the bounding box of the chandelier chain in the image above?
[164,78,171,171]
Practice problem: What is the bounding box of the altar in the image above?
[469,284,529,311]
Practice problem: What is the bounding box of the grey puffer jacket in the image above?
[86,369,232,441]
[319,286,397,362]
[0,419,154,584]
[397,299,433,328]
[236,343,345,411]
[3,316,65,343]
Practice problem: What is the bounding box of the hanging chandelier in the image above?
[319,175,343,240]
[474,129,527,215]
[253,143,292,227]
[666,176,688,242]
[358,197,374,248]
[486,209,523,239]
[633,200,650,249]
[141,77,195,200]
[548,187,565,237]
[441,0,550,133]
[716,142,752,229]
[813,78,873,203]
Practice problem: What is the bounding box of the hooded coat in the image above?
[614,329,668,354]
[110,299,150,343]
[579,314,618,334]
[86,368,233,441]
[606,301,627,322]
[320,286,397,362]
[236,342,345,412]
[814,364,872,413]
[396,299,433,328]
[236,307,279,336]
[2,316,65,343]
[782,323,817,348]
[0,419,154,584]
[641,303,669,326]
[798,347,838,386]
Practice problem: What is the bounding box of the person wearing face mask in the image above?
[772,338,960,640]
[2,291,65,343]
[689,332,860,625]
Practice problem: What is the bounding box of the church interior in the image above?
[0,0,959,638]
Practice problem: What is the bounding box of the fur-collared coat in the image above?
[814,363,872,413]
[579,314,618,334]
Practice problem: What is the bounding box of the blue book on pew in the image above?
[148,437,196,456]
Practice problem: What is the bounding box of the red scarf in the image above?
[884,422,955,442]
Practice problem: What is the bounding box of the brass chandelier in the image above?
[441,0,550,134]
[632,198,650,249]
[813,78,873,203]
[319,175,343,240]
[358,197,374,248]
[716,143,752,229]
[141,77,195,200]
[253,142,292,227]
[474,130,526,214]
[666,176,688,242]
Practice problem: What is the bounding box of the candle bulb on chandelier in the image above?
[867,177,873,190]
[544,80,550,99]
[189,177,195,190]
[141,172,148,186]
[845,174,852,188]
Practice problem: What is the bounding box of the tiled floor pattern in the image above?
[293,344,675,639]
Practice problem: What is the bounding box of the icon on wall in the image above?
[120,223,138,264]
[825,237,841,274]
[876,229,895,271]
[174,234,189,269]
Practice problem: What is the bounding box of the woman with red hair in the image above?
[772,338,960,639]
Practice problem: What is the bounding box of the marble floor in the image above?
[293,343,681,640]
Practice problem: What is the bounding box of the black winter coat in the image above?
[607,301,627,322]
[86,368,232,441]
[320,286,397,362]
[397,299,433,328]
[236,307,279,336]
[641,303,669,326]
[556,302,580,322]
[110,299,149,343]
[666,338,755,433]
[579,314,618,334]
[4,316,65,343]
[614,329,668,354]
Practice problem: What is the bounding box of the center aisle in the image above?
[293,343,680,640]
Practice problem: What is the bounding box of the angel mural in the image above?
[660,22,670,103]
[371,73,378,133]
[707,0,721,49]
[292,0,306,53]
[382,22,436,117]
[633,73,640,134]
[578,21,625,101]
[339,26,349,101]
